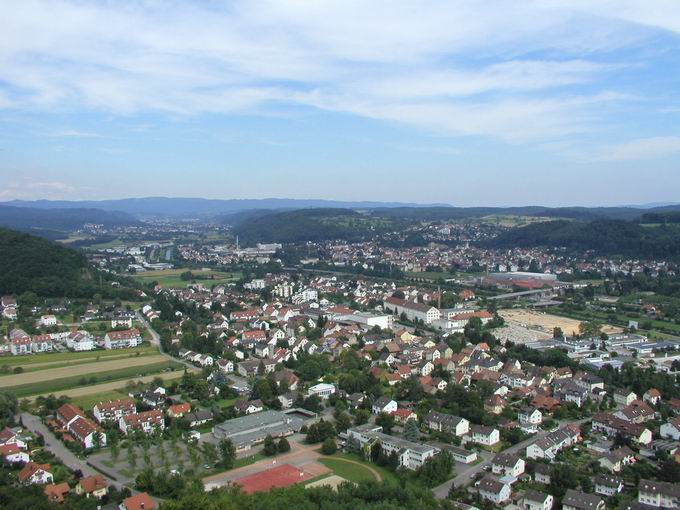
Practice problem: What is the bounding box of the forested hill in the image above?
[483,219,680,259]
[0,205,138,238]
[0,228,134,298]
[232,208,405,244]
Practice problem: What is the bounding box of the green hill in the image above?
[233,208,403,244]
[484,219,680,259]
[0,228,134,298]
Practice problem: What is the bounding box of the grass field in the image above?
[0,346,157,368]
[5,360,182,398]
[131,268,242,289]
[320,453,397,484]
[69,390,131,409]
[27,370,189,402]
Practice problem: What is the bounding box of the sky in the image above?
[1,0,680,207]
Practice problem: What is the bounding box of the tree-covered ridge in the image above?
[233,208,405,244]
[483,219,680,259]
[0,227,132,298]
[0,204,138,232]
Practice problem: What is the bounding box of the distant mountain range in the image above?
[1,197,450,217]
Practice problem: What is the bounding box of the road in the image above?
[21,412,106,481]
[136,311,199,373]
[432,419,590,499]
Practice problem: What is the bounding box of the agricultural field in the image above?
[0,345,157,369]
[4,356,183,398]
[131,268,242,289]
[499,308,622,336]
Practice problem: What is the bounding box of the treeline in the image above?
[484,219,680,259]
[0,204,138,232]
[159,480,457,510]
[641,211,680,224]
[0,228,137,299]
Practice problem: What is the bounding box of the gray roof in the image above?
[563,489,603,510]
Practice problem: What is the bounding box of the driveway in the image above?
[21,412,110,482]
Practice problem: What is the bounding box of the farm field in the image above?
[0,354,168,386]
[0,349,159,375]
[6,360,182,398]
[499,309,622,336]
[131,268,242,288]
[0,345,157,368]
[26,370,188,402]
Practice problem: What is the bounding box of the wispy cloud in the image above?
[0,0,678,146]
[43,129,104,138]
[596,136,680,161]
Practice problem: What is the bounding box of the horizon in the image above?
[1,2,680,206]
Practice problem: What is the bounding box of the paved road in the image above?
[432,419,590,499]
[21,412,104,480]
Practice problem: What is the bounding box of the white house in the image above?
[659,416,680,440]
[425,411,469,437]
[519,407,543,433]
[67,331,95,351]
[372,397,398,415]
[523,490,554,510]
[492,453,525,478]
[217,359,234,373]
[594,474,624,497]
[39,315,57,327]
[470,425,500,446]
[477,476,511,504]
[104,328,142,349]
[346,424,438,470]
[638,479,680,509]
[0,444,30,464]
[613,390,637,407]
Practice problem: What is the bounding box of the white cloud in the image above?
[0,1,677,143]
[596,136,680,160]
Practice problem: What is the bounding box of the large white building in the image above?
[383,297,440,324]
[307,383,336,400]
[347,424,439,470]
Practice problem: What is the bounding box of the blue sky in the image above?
[1,0,680,206]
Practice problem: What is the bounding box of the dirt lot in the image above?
[26,370,187,401]
[499,309,621,336]
[1,355,167,386]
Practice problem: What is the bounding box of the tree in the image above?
[263,434,278,456]
[252,378,273,402]
[579,320,602,338]
[218,439,236,469]
[277,437,291,453]
[321,437,337,455]
[375,412,395,434]
[354,409,370,426]
[553,327,564,339]
[402,419,420,442]
[202,442,218,467]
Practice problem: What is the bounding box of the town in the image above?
[1,214,680,510]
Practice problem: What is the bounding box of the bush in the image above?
[321,437,337,455]
[277,438,291,453]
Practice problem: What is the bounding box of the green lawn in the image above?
[0,346,158,368]
[5,361,182,398]
[216,398,237,409]
[131,269,242,289]
[320,453,397,484]
[70,390,131,410]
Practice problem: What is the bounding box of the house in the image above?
[492,452,525,478]
[592,413,652,445]
[383,296,441,324]
[598,446,636,473]
[307,383,336,400]
[278,392,298,409]
[31,334,53,353]
[470,425,500,446]
[391,409,417,424]
[613,401,654,423]
[69,416,106,448]
[185,410,213,428]
[643,388,661,406]
[272,369,299,391]
[0,427,27,449]
[44,482,70,504]
[57,403,86,429]
[526,426,580,460]
[76,474,109,499]
[0,443,30,464]
[371,396,397,415]
[519,407,543,432]
[93,399,136,423]
[119,410,165,435]
[18,462,53,485]
[120,492,157,510]
[523,490,554,510]
[425,411,469,436]
[105,328,143,349]
[234,399,264,415]
[217,359,234,373]
[346,424,438,470]
[484,395,507,415]
[659,416,680,440]
[562,490,605,510]
[449,445,477,464]
[594,474,624,497]
[168,403,191,418]
[637,479,680,508]
[39,315,57,327]
[477,475,511,504]
[613,389,638,407]
[66,331,95,351]
[9,329,31,355]
[534,463,551,484]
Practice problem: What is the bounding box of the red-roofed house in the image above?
[120,492,157,510]
[168,403,191,418]
[18,462,53,485]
